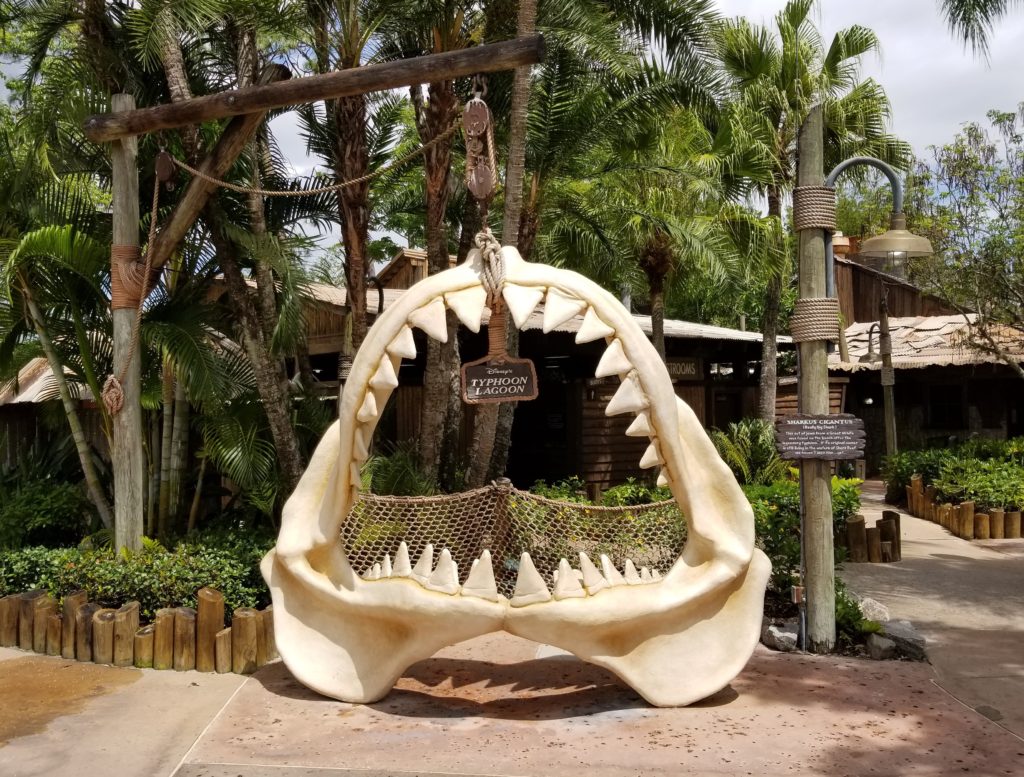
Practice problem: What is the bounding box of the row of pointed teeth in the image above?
[349,284,672,488]
[361,543,662,607]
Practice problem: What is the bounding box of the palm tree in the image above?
[940,0,1018,55]
[714,0,911,422]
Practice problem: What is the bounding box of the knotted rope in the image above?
[792,185,837,232]
[790,297,841,343]
[474,228,508,359]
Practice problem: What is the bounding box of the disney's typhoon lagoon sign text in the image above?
[461,358,539,404]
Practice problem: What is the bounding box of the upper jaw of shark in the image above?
[262,246,770,708]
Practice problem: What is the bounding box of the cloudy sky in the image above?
[716,0,1024,155]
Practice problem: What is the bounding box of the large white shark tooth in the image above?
[425,549,460,594]
[510,552,552,607]
[623,559,642,584]
[576,307,615,344]
[410,544,434,585]
[543,288,587,333]
[461,550,501,602]
[626,412,654,438]
[386,326,417,360]
[369,357,399,390]
[600,555,627,586]
[503,284,546,329]
[445,286,487,333]
[392,542,412,577]
[356,391,378,423]
[639,441,663,470]
[606,374,648,416]
[408,298,448,342]
[595,339,632,378]
[578,552,609,595]
[553,558,586,600]
[353,428,371,461]
[656,469,669,487]
[640,566,653,583]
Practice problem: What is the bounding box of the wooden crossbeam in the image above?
[84,35,545,142]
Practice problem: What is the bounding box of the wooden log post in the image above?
[910,475,923,516]
[196,588,225,673]
[173,607,197,671]
[110,92,145,553]
[846,515,869,562]
[0,595,18,647]
[46,614,62,656]
[951,504,962,535]
[134,625,155,668]
[33,595,57,653]
[877,518,898,562]
[880,541,894,563]
[959,501,975,540]
[215,627,232,674]
[231,608,259,674]
[75,603,101,661]
[18,590,46,650]
[991,508,1005,539]
[866,527,882,563]
[262,606,277,662]
[153,607,175,670]
[924,486,936,521]
[939,504,951,531]
[882,509,902,561]
[1006,511,1021,539]
[113,601,140,667]
[905,485,914,514]
[61,590,87,659]
[92,609,116,664]
[974,513,990,540]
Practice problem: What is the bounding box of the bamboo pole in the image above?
[0,595,18,646]
[84,37,545,143]
[231,608,259,674]
[46,614,62,656]
[33,595,57,653]
[153,607,175,670]
[215,627,232,674]
[61,591,87,659]
[135,625,155,668]
[75,603,101,661]
[196,588,224,673]
[113,601,140,667]
[173,607,196,671]
[92,608,116,664]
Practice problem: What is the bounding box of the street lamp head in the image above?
[859,213,933,272]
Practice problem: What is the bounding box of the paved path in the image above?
[841,480,1024,741]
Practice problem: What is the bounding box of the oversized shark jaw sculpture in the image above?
[262,246,771,707]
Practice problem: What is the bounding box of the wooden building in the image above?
[834,255,955,324]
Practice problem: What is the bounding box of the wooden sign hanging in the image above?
[461,357,538,404]
[775,414,866,460]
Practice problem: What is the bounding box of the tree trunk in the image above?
[334,91,370,353]
[169,379,189,522]
[649,276,666,361]
[758,186,784,423]
[158,361,174,539]
[146,411,160,536]
[22,285,113,528]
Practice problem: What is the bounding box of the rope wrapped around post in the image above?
[790,298,841,343]
[792,185,837,232]
[475,228,509,359]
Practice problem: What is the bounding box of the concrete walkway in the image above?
[840,480,1024,740]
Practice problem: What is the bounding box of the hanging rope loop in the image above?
[792,185,837,231]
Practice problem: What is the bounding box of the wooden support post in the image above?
[880,541,893,563]
[991,509,1005,539]
[262,606,277,662]
[959,501,975,540]
[924,486,936,521]
[135,625,155,668]
[46,614,62,656]
[61,590,87,659]
[905,485,914,514]
[215,627,232,674]
[75,603,101,661]
[84,36,545,143]
[231,608,259,674]
[173,607,197,671]
[877,518,897,562]
[846,515,868,562]
[110,93,145,553]
[882,509,902,561]
[113,601,140,667]
[951,504,962,535]
[1006,511,1021,539]
[866,527,882,563]
[18,590,45,650]
[153,607,175,670]
[974,513,990,540]
[910,476,923,517]
[0,595,18,647]
[196,588,224,673]
[33,596,57,653]
[92,609,116,664]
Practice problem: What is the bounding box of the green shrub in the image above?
[710,419,789,486]
[0,481,95,550]
[361,441,436,496]
[835,579,882,649]
[882,436,1024,504]
[933,458,1024,511]
[0,543,269,620]
[601,478,672,506]
[529,476,590,503]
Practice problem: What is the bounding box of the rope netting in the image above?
[341,482,687,597]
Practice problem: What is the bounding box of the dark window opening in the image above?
[927,384,965,429]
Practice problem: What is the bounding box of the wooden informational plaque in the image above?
[776,414,866,460]
[461,357,539,404]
